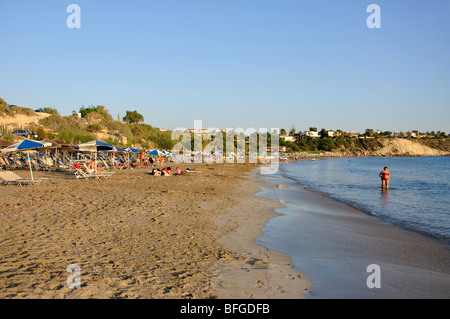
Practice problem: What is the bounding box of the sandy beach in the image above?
[0,163,310,299]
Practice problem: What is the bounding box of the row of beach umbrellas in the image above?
[1,138,169,179]
[1,139,52,180]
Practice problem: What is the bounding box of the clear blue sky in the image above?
[1,0,449,133]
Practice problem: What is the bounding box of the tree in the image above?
[280,128,287,136]
[0,97,7,108]
[365,128,374,137]
[123,110,144,124]
[309,127,317,132]
[38,107,59,115]
[319,128,328,138]
[79,105,102,117]
[289,125,296,135]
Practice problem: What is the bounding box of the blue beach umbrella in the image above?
[122,147,140,164]
[1,139,52,180]
[108,146,126,167]
[148,149,163,156]
[124,147,139,153]
[112,146,126,152]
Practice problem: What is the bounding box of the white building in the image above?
[304,131,320,138]
[281,135,296,142]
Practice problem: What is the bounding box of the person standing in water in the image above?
[379,166,390,189]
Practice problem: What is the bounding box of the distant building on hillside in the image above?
[72,111,81,118]
[343,132,359,137]
[281,135,297,142]
[187,128,212,134]
[299,131,320,138]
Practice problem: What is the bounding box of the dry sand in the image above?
[0,163,310,299]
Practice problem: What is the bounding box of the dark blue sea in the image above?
[277,156,450,243]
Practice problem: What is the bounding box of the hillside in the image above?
[360,138,450,156]
[0,100,173,150]
[281,136,450,157]
[2,98,449,156]
[0,112,51,126]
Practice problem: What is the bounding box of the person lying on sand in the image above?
[149,168,161,176]
[162,167,171,176]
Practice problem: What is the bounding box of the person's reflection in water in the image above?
[380,188,390,208]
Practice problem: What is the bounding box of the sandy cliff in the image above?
[373,138,449,156]
[0,113,50,127]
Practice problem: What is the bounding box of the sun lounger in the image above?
[74,168,99,180]
[4,157,20,169]
[31,159,50,171]
[74,167,115,180]
[0,171,46,187]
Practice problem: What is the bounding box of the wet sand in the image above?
[0,163,309,299]
[256,173,450,299]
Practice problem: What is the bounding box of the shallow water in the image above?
[277,156,450,243]
[254,157,450,298]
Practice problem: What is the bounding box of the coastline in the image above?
[2,159,448,299]
[212,166,311,298]
[0,162,309,299]
[255,166,450,298]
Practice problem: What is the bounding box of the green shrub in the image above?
[87,123,103,132]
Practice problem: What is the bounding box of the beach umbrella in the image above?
[107,146,126,167]
[35,139,61,155]
[121,147,139,165]
[0,139,13,149]
[51,138,68,146]
[124,147,139,153]
[77,140,114,152]
[1,139,52,180]
[112,146,126,152]
[77,140,114,173]
[148,149,163,156]
[58,144,76,152]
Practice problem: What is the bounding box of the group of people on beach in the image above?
[130,154,165,168]
[149,166,183,176]
[71,153,169,172]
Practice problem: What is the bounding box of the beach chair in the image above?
[74,167,99,180]
[0,156,9,170]
[4,157,20,169]
[37,158,52,170]
[31,159,50,171]
[0,171,46,187]
[74,163,112,180]
[96,170,115,180]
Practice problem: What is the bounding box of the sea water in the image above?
[276,156,450,243]
[254,156,450,298]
